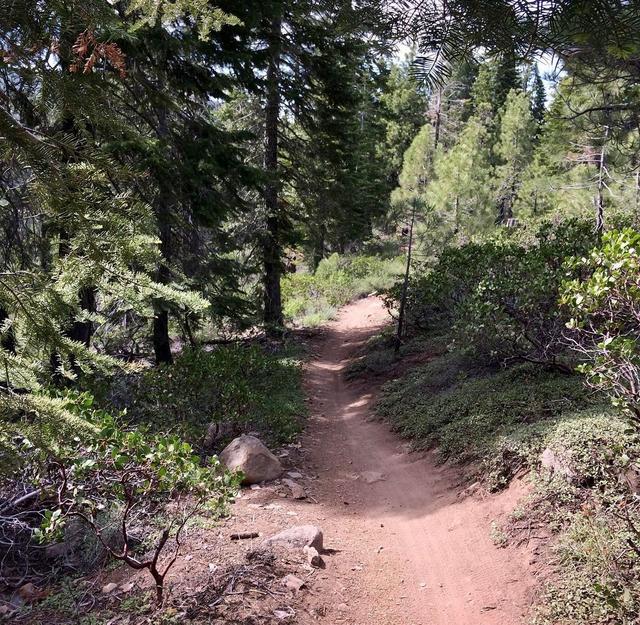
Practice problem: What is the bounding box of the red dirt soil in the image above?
[229,296,536,625]
[24,296,535,625]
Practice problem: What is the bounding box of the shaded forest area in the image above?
[4,1,640,624]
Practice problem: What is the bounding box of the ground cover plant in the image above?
[94,344,305,450]
[282,252,404,326]
[374,216,640,624]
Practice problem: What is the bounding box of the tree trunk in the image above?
[153,196,173,365]
[433,88,442,150]
[262,10,284,335]
[395,200,416,353]
[0,306,16,355]
[69,286,97,347]
[312,224,326,272]
[152,100,173,365]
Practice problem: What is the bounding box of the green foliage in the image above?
[379,61,429,188]
[471,55,521,119]
[282,252,403,326]
[562,228,640,419]
[493,88,537,221]
[388,219,598,367]
[377,358,594,471]
[101,345,304,447]
[0,391,98,475]
[427,115,495,235]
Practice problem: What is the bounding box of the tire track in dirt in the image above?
[298,296,535,625]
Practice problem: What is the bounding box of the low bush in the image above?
[282,252,404,326]
[377,359,593,463]
[386,219,598,368]
[97,344,305,449]
[0,391,239,599]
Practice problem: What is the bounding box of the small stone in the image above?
[283,478,306,499]
[44,542,69,560]
[287,471,303,479]
[263,525,323,551]
[360,471,385,484]
[540,447,575,479]
[337,603,348,612]
[282,574,305,592]
[119,582,135,593]
[208,563,217,572]
[101,583,118,594]
[274,609,291,620]
[304,545,324,568]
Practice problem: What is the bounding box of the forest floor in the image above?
[215,296,538,625]
[15,297,539,625]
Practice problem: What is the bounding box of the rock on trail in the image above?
[219,434,282,484]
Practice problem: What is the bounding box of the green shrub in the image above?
[1,391,239,596]
[387,219,598,368]
[377,358,595,469]
[535,510,640,625]
[562,228,640,420]
[39,397,239,603]
[104,345,304,448]
[282,252,403,326]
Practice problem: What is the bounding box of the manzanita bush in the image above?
[39,392,239,603]
[562,228,640,420]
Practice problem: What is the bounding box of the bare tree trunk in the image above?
[152,102,173,365]
[153,196,173,365]
[433,87,442,150]
[595,125,609,236]
[395,200,416,353]
[69,286,97,347]
[0,306,16,355]
[262,10,284,335]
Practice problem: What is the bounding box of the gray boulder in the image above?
[540,446,575,479]
[262,525,324,552]
[220,435,282,485]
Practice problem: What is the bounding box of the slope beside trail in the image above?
[296,296,536,625]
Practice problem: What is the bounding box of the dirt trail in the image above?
[295,296,535,625]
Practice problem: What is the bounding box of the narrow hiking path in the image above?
[297,296,535,625]
[225,295,536,624]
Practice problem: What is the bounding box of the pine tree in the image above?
[471,54,520,120]
[379,61,428,189]
[530,65,547,124]
[428,115,494,236]
[494,89,537,222]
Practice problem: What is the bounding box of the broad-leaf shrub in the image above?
[102,345,303,447]
[562,228,640,419]
[282,253,403,325]
[454,220,596,367]
[1,391,238,597]
[391,219,597,367]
